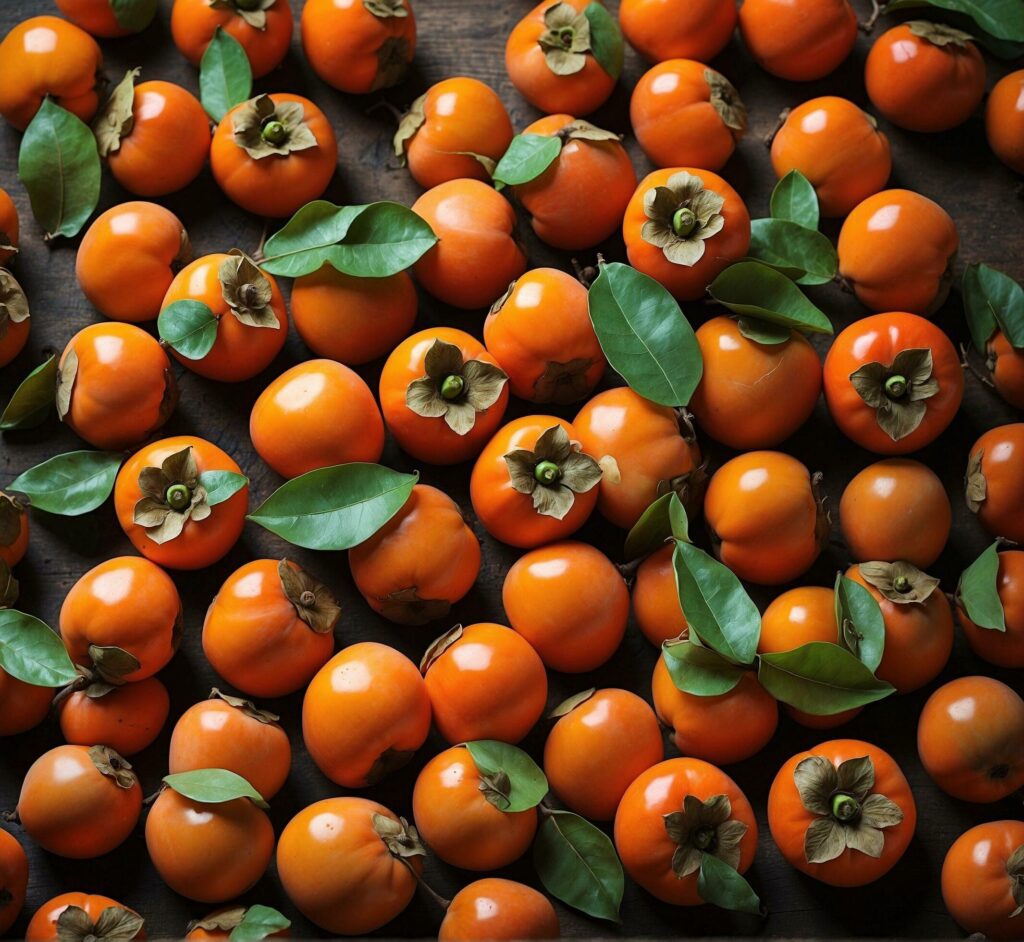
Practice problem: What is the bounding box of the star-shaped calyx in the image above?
[133,446,211,544]
[209,0,277,30]
[0,269,29,342]
[857,560,940,604]
[55,903,144,942]
[219,251,279,328]
[503,424,602,520]
[663,793,748,878]
[848,348,939,442]
[233,94,318,160]
[537,2,593,75]
[641,171,727,267]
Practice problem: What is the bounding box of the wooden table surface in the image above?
[1,0,1022,937]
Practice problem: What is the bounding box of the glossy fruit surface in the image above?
[631,544,688,647]
[0,828,27,935]
[58,677,170,756]
[967,423,1024,543]
[0,668,53,737]
[619,0,736,63]
[738,0,856,81]
[171,0,293,78]
[986,69,1024,174]
[958,549,1024,668]
[26,894,142,942]
[56,0,149,36]
[987,329,1024,409]
[438,878,559,941]
[0,186,19,266]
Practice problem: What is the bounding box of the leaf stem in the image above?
[396,856,451,911]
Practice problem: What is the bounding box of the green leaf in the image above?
[163,769,269,809]
[737,318,792,345]
[229,907,290,942]
[588,262,703,407]
[0,609,77,687]
[0,356,56,430]
[757,642,896,715]
[708,260,833,336]
[672,539,760,665]
[972,28,1024,58]
[584,2,624,79]
[465,740,548,812]
[534,810,624,922]
[623,492,688,561]
[697,852,763,916]
[19,98,101,240]
[261,201,367,277]
[200,27,253,122]
[963,263,1024,351]
[748,218,838,286]
[158,300,219,360]
[492,134,562,188]
[882,0,1024,40]
[248,462,418,551]
[956,541,1006,631]
[199,471,248,508]
[110,0,158,32]
[9,451,121,516]
[661,640,745,696]
[834,573,886,672]
[321,201,439,278]
[770,170,819,230]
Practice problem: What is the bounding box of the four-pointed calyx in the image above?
[848,348,940,442]
[56,904,144,942]
[233,94,318,160]
[641,171,726,267]
[503,424,602,520]
[663,793,748,878]
[209,0,278,31]
[538,2,593,75]
[219,250,280,328]
[133,445,212,544]
[278,559,342,633]
[0,269,29,341]
[858,560,940,604]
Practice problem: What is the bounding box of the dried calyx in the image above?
[233,95,318,160]
[503,424,602,520]
[965,449,986,513]
[186,907,247,935]
[87,644,142,688]
[478,765,514,811]
[56,904,144,942]
[849,348,939,442]
[0,559,16,610]
[706,69,747,135]
[279,559,341,633]
[372,812,426,860]
[420,624,463,673]
[133,445,211,544]
[56,349,78,421]
[0,491,24,552]
[392,92,426,160]
[405,338,508,435]
[220,251,279,328]
[364,0,408,17]
[375,587,453,626]
[794,755,903,864]
[1009,843,1024,918]
[663,794,747,877]
[89,745,139,790]
[210,0,277,30]
[538,2,594,75]
[907,19,974,47]
[0,269,28,341]
[210,688,280,724]
[641,171,726,267]
[93,69,139,158]
[555,119,620,143]
[858,560,940,604]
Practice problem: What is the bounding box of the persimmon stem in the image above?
[861,0,882,33]
[251,218,270,264]
[763,108,790,148]
[0,809,18,824]
[396,857,451,911]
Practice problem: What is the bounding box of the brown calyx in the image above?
[663,793,747,878]
[848,348,940,442]
[503,424,603,520]
[278,559,341,633]
[89,745,138,790]
[56,904,143,942]
[92,69,139,159]
[965,449,986,513]
[375,587,452,626]
[209,687,280,724]
[857,560,940,604]
[0,269,29,340]
[420,624,463,674]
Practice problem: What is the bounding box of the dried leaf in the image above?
[965,448,986,512]
[92,69,139,158]
[278,559,341,634]
[55,348,78,421]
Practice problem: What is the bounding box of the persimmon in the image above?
[394,76,513,189]
[349,485,481,624]
[987,70,1024,174]
[60,556,181,683]
[203,558,338,698]
[917,675,1024,803]
[768,739,916,886]
[114,436,249,570]
[0,267,28,369]
[168,691,292,800]
[211,94,337,218]
[0,186,20,266]
[986,328,1024,409]
[614,757,758,905]
[544,688,664,821]
[631,60,745,171]
[704,450,825,586]
[966,423,1024,543]
[161,252,288,382]
[506,0,620,116]
[619,0,736,63]
[291,266,417,365]
[839,459,950,568]
[823,312,964,454]
[303,641,431,788]
[18,745,142,859]
[55,0,152,37]
[379,328,509,465]
[632,544,688,647]
[57,322,176,451]
[250,359,384,478]
[770,97,891,218]
[652,655,778,764]
[0,829,27,935]
[77,202,191,323]
[171,0,293,78]
[0,16,102,130]
[58,676,170,756]
[738,0,856,81]
[503,541,629,672]
[942,820,1024,940]
[623,167,750,301]
[439,879,559,941]
[146,787,274,903]
[185,906,289,940]
[412,179,527,310]
[277,797,420,935]
[865,22,985,133]
[471,415,601,548]
[412,745,537,871]
[0,490,29,569]
[513,114,637,250]
[574,387,703,530]
[0,668,52,737]
[301,0,416,94]
[485,268,603,405]
[421,623,548,745]
[958,549,1024,668]
[689,316,822,449]
[837,190,958,314]
[26,894,143,942]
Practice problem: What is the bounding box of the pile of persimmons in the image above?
[0,0,1023,939]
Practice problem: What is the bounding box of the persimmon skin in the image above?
[250,359,384,478]
[0,668,53,737]
[631,544,688,647]
[614,757,758,905]
[837,190,958,315]
[619,0,736,63]
[203,559,335,698]
[917,676,1024,803]
[59,677,170,756]
[303,642,431,789]
[515,114,637,251]
[0,314,28,369]
[987,329,1024,409]
[292,267,417,365]
[987,70,1024,174]
[77,202,189,323]
[414,745,538,871]
[171,0,293,78]
[689,316,822,449]
[544,688,664,821]
[0,186,19,266]
[958,550,1024,668]
[0,16,102,131]
[404,77,513,189]
[942,820,1024,940]
[26,894,143,942]
[56,0,146,37]
[0,829,27,935]
[738,0,857,81]
[412,179,527,310]
[770,96,891,218]
[0,493,29,568]
[968,423,1024,543]
[439,879,559,941]
[865,24,985,133]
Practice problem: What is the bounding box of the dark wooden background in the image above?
[1,0,1022,937]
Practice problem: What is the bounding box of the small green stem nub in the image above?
[884,375,908,399]
[261,120,287,145]
[534,460,561,486]
[672,207,698,238]
[166,484,191,512]
[693,826,716,851]
[893,575,911,593]
[832,794,860,822]
[440,375,464,400]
